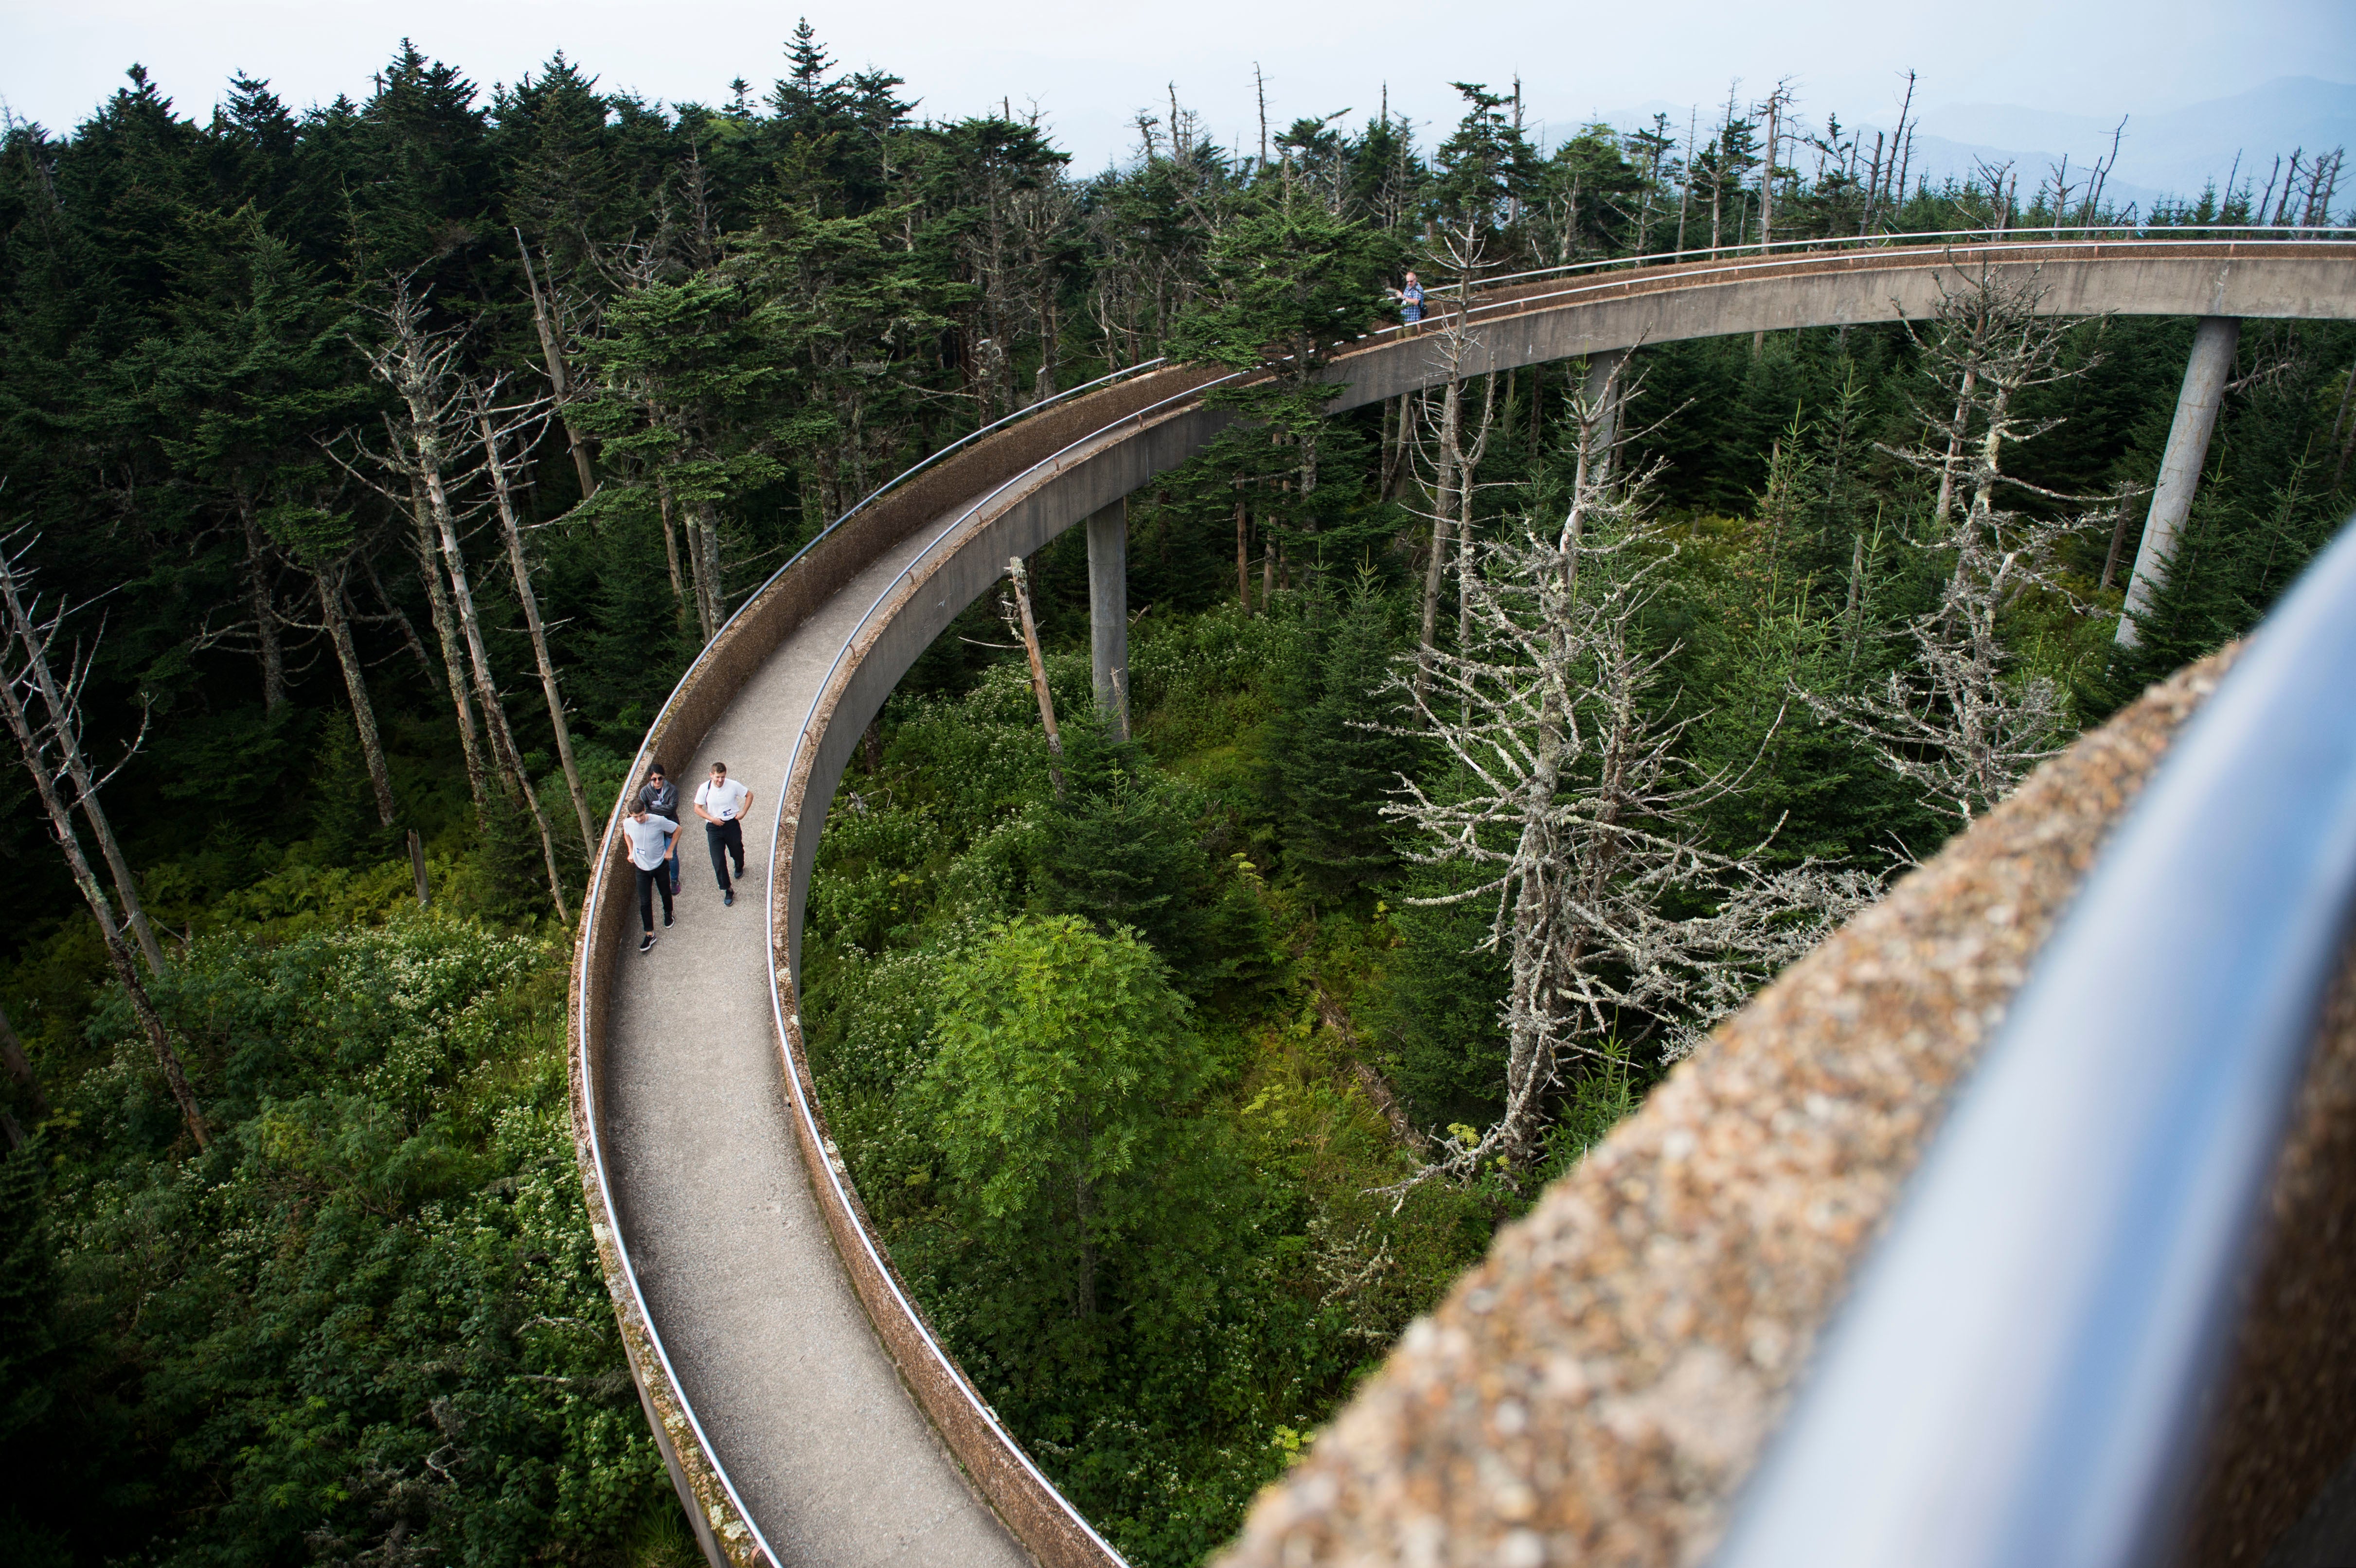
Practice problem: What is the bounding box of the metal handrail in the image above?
[1716,514,2356,1568]
[571,355,1171,1567]
[755,369,1255,1568]
[1323,232,2356,364]
[1421,225,2356,301]
[731,356,1171,634]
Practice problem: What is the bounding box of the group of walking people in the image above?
[620,759,756,954]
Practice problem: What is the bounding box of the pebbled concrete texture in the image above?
[600,519,1030,1568]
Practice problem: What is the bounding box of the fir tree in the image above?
[496,53,623,276]
[1278,569,1419,898]
[1035,721,1275,1003]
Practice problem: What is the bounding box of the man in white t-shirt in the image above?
[620,802,679,954]
[694,761,754,908]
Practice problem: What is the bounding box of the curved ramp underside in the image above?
[566,240,2356,1568]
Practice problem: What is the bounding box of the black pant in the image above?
[636,863,674,932]
[707,819,746,890]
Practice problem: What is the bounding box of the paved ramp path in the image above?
[600,517,1029,1568]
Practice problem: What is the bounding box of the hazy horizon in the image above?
[5,0,2351,194]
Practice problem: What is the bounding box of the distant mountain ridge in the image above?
[1921,78,2354,202]
[1585,77,2353,215]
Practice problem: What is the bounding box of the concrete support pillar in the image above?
[1086,498,1129,740]
[2117,316,2241,649]
[1582,348,1629,485]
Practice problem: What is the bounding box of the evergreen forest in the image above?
[1,27,2351,1568]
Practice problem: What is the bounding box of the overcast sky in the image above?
[5,0,2352,171]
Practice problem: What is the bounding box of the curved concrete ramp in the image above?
[594,514,1030,1568]
[567,238,2356,1568]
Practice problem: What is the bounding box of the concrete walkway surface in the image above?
[601,520,1030,1568]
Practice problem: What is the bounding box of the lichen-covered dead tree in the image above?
[474,380,599,861]
[1805,263,2129,823]
[338,278,574,916]
[1407,223,1501,701]
[1387,364,1875,1183]
[0,530,202,1146]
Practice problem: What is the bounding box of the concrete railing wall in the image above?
[571,239,2356,1568]
[569,362,1231,1567]
[1329,240,2356,411]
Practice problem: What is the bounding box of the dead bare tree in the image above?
[1409,219,1501,701]
[1708,81,1742,255]
[400,467,493,811]
[1757,79,1796,249]
[1409,382,1464,696]
[360,552,439,678]
[1004,558,1066,799]
[0,537,167,972]
[516,230,599,499]
[474,382,599,861]
[0,536,201,1146]
[1860,71,1919,234]
[1386,368,1874,1186]
[231,491,290,714]
[261,499,400,830]
[1806,265,2114,822]
[689,488,724,641]
[310,554,397,827]
[327,411,494,818]
[1453,373,1500,685]
[653,471,690,624]
[340,277,572,919]
[1804,528,2077,824]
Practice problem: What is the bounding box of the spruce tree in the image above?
[308,713,391,867]
[1035,722,1274,1002]
[1164,183,1397,598]
[495,53,624,276]
[0,1144,69,1562]
[1429,82,1541,260]
[1280,570,1418,899]
[356,43,496,273]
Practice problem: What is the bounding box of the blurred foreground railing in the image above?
[1718,513,2356,1568]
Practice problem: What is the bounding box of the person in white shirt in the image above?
[621,802,679,953]
[693,761,754,908]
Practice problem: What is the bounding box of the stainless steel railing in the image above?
[1717,514,2356,1568]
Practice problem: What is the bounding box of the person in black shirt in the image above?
[638,764,681,894]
